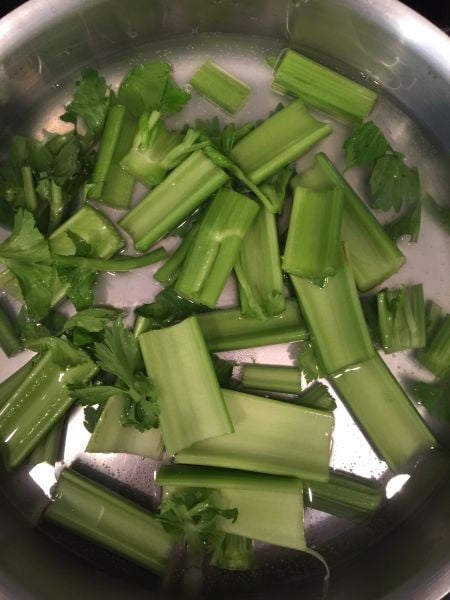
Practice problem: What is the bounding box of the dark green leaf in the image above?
[136,288,208,328]
[385,200,421,242]
[211,354,235,388]
[70,385,124,405]
[27,335,91,369]
[343,121,390,169]
[297,339,324,384]
[58,266,96,310]
[410,377,450,421]
[83,404,104,433]
[370,153,421,212]
[63,307,122,334]
[360,294,381,347]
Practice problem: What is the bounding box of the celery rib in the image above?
[190,61,251,115]
[154,225,199,285]
[0,304,20,357]
[417,314,450,378]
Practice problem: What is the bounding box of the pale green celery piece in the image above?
[45,468,171,574]
[175,188,259,308]
[119,151,229,252]
[242,364,301,394]
[21,166,38,212]
[0,360,34,407]
[154,225,199,285]
[28,418,65,466]
[283,186,344,279]
[235,207,285,319]
[196,298,307,352]
[175,388,333,482]
[417,314,450,378]
[0,351,96,470]
[330,354,436,472]
[290,244,375,374]
[190,61,251,115]
[0,267,24,302]
[272,49,377,122]
[0,304,20,357]
[210,534,254,571]
[230,100,332,185]
[139,316,233,455]
[86,393,164,460]
[305,471,381,519]
[157,465,306,550]
[297,383,336,412]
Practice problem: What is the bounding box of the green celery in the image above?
[196,298,307,352]
[210,534,255,571]
[154,225,199,285]
[377,284,426,353]
[235,207,285,319]
[295,154,405,291]
[21,166,38,212]
[242,364,301,394]
[47,180,64,233]
[0,304,20,356]
[297,383,336,412]
[259,163,295,214]
[0,360,34,407]
[425,300,443,339]
[175,388,333,482]
[305,471,381,519]
[190,61,251,115]
[417,315,450,378]
[330,354,436,472]
[230,100,332,184]
[139,317,233,454]
[28,418,65,466]
[52,247,167,272]
[45,468,171,574]
[272,49,377,122]
[290,244,375,374]
[157,465,306,551]
[283,186,344,279]
[175,188,259,308]
[119,151,229,252]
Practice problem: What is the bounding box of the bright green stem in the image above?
[210,534,255,571]
[196,298,307,352]
[242,364,301,394]
[290,244,375,374]
[417,314,450,378]
[175,188,259,308]
[154,225,199,285]
[0,268,22,302]
[0,360,34,407]
[120,151,229,252]
[377,284,426,353]
[283,186,344,279]
[21,166,38,212]
[235,207,285,319]
[28,418,65,466]
[175,388,334,482]
[305,471,381,519]
[190,61,251,115]
[0,351,96,469]
[48,181,64,233]
[230,99,332,184]
[297,383,336,412]
[53,247,167,272]
[272,49,377,122]
[45,468,172,574]
[0,304,20,357]
[259,164,295,214]
[330,354,436,472]
[139,317,233,454]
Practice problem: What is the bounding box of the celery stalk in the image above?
[0,304,20,357]
[242,364,301,394]
[0,360,34,407]
[417,314,450,378]
[154,225,199,285]
[119,151,229,252]
[45,468,171,574]
[235,208,285,319]
[28,418,65,466]
[230,100,332,184]
[283,186,344,279]
[196,298,308,351]
[330,354,436,472]
[21,166,38,212]
[139,317,233,454]
[210,534,254,571]
[53,247,167,272]
[297,383,336,411]
[272,49,377,121]
[175,388,334,482]
[175,188,259,308]
[190,61,251,115]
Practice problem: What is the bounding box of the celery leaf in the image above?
[343,121,390,169]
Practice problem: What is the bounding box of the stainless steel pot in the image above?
[0,1,449,599]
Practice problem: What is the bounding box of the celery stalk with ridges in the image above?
[417,314,450,378]
[0,305,20,357]
[154,225,199,285]
[190,61,251,115]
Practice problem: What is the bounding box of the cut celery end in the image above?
[235,208,285,319]
[297,383,336,412]
[175,188,259,308]
[86,394,164,460]
[417,314,450,378]
[190,61,251,115]
[45,468,171,574]
[196,298,307,352]
[28,418,65,466]
[283,186,344,279]
[139,317,233,455]
[0,360,34,408]
[119,151,229,252]
[242,364,301,394]
[330,354,436,472]
[154,225,199,285]
[175,388,334,482]
[290,244,375,374]
[158,465,306,551]
[231,100,332,185]
[210,534,255,571]
[272,49,377,122]
[0,304,20,357]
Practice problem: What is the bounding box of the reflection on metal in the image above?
[29,462,57,498]
[386,473,411,499]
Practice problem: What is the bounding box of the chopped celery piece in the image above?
[283,186,344,279]
[0,304,20,357]
[86,393,164,460]
[210,534,255,571]
[28,418,65,466]
[272,49,377,122]
[330,354,436,472]
[296,154,405,291]
[242,364,301,394]
[157,465,306,550]
[175,389,334,482]
[0,360,34,407]
[235,208,285,319]
[290,244,375,374]
[425,300,443,339]
[259,163,295,214]
[53,247,167,272]
[196,298,307,352]
[190,61,251,115]
[139,317,233,454]
[154,225,199,285]
[305,471,381,519]
[45,468,171,574]
[0,268,22,302]
[175,188,259,308]
[377,284,426,353]
[119,151,229,252]
[230,100,332,185]
[417,314,450,378]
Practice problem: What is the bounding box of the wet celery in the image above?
[28,418,65,466]
[190,61,251,115]
[0,305,20,357]
[154,225,199,285]
[242,364,301,394]
[417,314,450,378]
